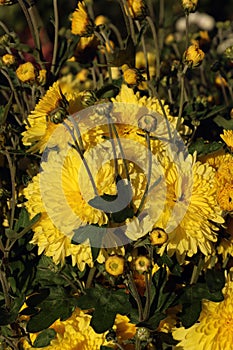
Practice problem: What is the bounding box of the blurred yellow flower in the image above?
[215,74,228,87]
[173,272,233,350]
[105,255,125,276]
[114,314,136,342]
[23,308,108,350]
[71,1,94,37]
[220,129,233,150]
[183,44,205,68]
[16,62,36,82]
[1,53,15,66]
[126,0,147,20]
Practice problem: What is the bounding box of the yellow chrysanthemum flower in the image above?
[23,145,118,267]
[23,308,108,350]
[173,272,233,350]
[71,1,94,37]
[16,62,36,82]
[220,129,233,151]
[152,155,224,263]
[22,80,83,153]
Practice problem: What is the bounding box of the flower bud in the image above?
[122,65,144,86]
[136,327,151,341]
[150,228,168,245]
[138,113,157,133]
[134,256,151,274]
[80,90,98,107]
[37,69,47,86]
[181,0,198,13]
[1,54,15,66]
[105,255,124,276]
[183,44,205,68]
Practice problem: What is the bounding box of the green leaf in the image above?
[76,285,131,333]
[0,295,25,326]
[26,287,77,333]
[214,115,233,129]
[137,311,166,330]
[188,138,223,156]
[33,329,56,348]
[26,289,50,307]
[205,269,225,292]
[14,207,30,232]
[180,301,202,328]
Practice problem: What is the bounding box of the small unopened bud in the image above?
[95,102,113,116]
[181,0,198,13]
[105,255,124,276]
[122,65,144,86]
[136,327,151,341]
[134,256,151,274]
[183,44,205,68]
[1,54,15,66]
[80,90,98,107]
[224,46,233,61]
[138,113,157,133]
[150,228,168,245]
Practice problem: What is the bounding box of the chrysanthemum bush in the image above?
[0,0,233,349]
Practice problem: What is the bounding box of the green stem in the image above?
[185,13,189,49]
[120,0,137,45]
[135,337,141,350]
[136,132,152,216]
[3,150,16,231]
[143,272,152,320]
[111,122,130,182]
[0,69,26,125]
[51,0,59,75]
[86,267,97,288]
[0,268,11,309]
[146,16,160,83]
[109,23,124,49]
[63,121,98,196]
[128,271,144,321]
[176,64,188,131]
[136,20,150,81]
